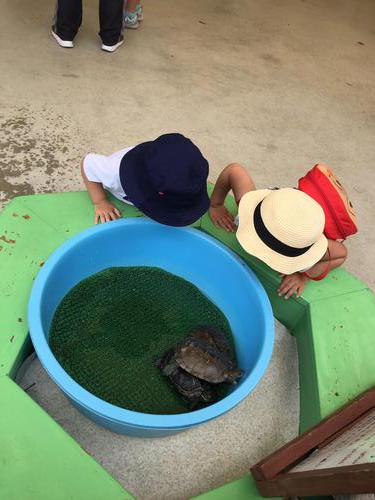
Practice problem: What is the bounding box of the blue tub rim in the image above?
[28,218,274,430]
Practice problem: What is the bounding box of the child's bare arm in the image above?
[209,163,255,231]
[278,240,347,299]
[304,239,347,278]
[80,159,121,224]
[80,159,107,204]
[211,163,255,206]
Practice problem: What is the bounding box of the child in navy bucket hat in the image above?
[81,133,210,226]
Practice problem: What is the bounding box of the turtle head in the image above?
[156,349,177,377]
[162,363,177,377]
[225,368,244,384]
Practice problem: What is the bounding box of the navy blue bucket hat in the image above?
[119,133,210,226]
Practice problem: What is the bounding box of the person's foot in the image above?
[123,11,139,29]
[51,27,74,48]
[136,4,144,22]
[101,37,124,53]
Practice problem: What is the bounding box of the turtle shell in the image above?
[190,325,233,359]
[175,337,243,384]
[156,349,216,405]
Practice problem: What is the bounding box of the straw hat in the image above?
[236,188,328,275]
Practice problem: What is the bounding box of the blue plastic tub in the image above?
[28,219,274,437]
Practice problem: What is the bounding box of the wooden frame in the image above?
[251,387,375,496]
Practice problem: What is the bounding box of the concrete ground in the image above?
[18,321,299,500]
[0,0,374,288]
[1,0,374,498]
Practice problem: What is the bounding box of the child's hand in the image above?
[209,205,236,232]
[277,273,309,299]
[94,200,121,224]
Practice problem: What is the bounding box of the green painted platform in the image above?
[0,188,374,499]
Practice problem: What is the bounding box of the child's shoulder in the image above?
[298,164,357,240]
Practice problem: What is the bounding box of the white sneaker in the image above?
[51,28,74,48]
[123,11,140,29]
[101,37,124,53]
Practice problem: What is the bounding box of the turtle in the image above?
[190,325,233,359]
[175,326,243,384]
[156,349,216,407]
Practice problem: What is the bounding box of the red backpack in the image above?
[298,164,357,240]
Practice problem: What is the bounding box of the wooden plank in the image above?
[256,464,375,496]
[251,387,375,481]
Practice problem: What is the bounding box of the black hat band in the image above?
[253,201,313,257]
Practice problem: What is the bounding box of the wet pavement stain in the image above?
[0,105,83,207]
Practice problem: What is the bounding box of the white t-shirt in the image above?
[83,146,134,204]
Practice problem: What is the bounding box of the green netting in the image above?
[49,267,234,414]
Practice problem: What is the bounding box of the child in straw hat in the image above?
[209,163,348,299]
